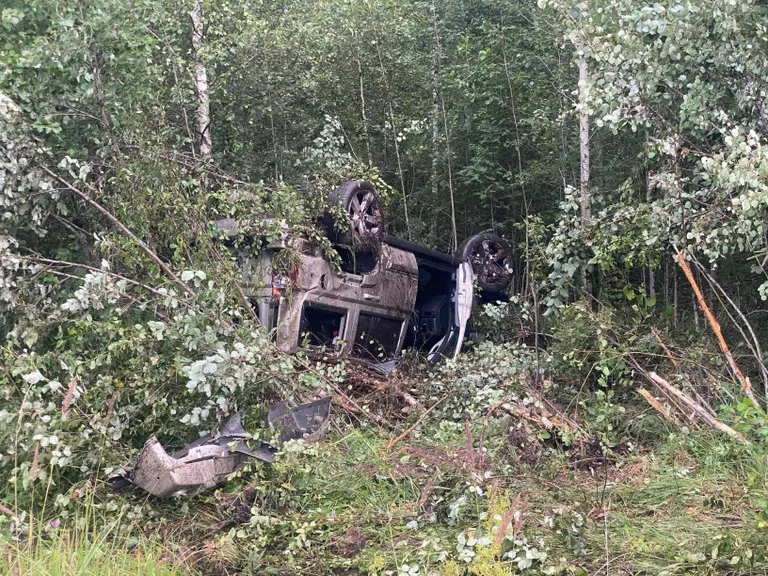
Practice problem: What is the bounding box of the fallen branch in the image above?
[637,387,674,423]
[651,328,678,368]
[42,168,392,432]
[42,166,194,297]
[400,389,425,412]
[27,256,167,296]
[675,252,760,408]
[386,395,447,451]
[648,372,748,443]
[692,255,768,397]
[520,388,585,434]
[643,331,696,420]
[332,392,387,427]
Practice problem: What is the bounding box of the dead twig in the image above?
[104,392,117,430]
[651,328,678,368]
[386,396,447,451]
[417,471,439,510]
[332,393,388,427]
[0,502,19,522]
[399,389,425,412]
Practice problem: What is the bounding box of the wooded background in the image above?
[3,0,768,505]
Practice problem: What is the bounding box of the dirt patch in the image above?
[388,443,486,479]
[328,528,368,558]
[501,423,546,467]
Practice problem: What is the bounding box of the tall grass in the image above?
[2,531,185,576]
[1,491,191,576]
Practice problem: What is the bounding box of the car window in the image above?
[352,313,402,361]
[299,304,346,350]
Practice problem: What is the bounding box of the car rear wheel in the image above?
[326,180,386,249]
[458,232,512,293]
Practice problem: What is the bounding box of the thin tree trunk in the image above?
[191,0,211,159]
[576,44,591,295]
[578,48,590,224]
[431,79,440,230]
[373,42,410,239]
[269,94,279,180]
[356,58,373,168]
[645,130,655,297]
[673,263,678,327]
[501,10,540,366]
[432,0,457,253]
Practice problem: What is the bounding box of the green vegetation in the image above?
[4,0,768,574]
[3,532,185,576]
[1,500,188,576]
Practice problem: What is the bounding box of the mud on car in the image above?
[216,180,513,368]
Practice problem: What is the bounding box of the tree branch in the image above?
[40,166,194,296]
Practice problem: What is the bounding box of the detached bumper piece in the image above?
[111,398,331,498]
[268,397,331,442]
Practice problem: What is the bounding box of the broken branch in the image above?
[386,395,447,451]
[675,251,760,407]
[41,167,194,297]
[651,328,678,368]
[637,387,676,424]
[648,372,748,443]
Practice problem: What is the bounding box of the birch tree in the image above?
[191,0,211,159]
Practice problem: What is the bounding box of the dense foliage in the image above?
[4,0,768,574]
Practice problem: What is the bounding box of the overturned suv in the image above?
[216,180,512,367]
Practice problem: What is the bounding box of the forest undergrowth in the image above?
[5,0,768,574]
[5,323,768,576]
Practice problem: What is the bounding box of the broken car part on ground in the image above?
[111,398,331,498]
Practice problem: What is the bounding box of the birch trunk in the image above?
[191,0,211,159]
[578,49,590,224]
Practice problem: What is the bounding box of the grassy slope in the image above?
[4,415,767,575]
[120,422,768,575]
[5,345,768,576]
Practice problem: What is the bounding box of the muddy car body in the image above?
[217,181,511,365]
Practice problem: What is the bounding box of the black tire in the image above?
[325,180,386,249]
[458,232,512,293]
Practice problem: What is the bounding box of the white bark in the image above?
[191,0,211,159]
[578,49,590,224]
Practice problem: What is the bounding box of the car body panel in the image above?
[216,219,475,365]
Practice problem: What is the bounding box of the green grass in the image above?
[1,529,188,576]
[0,489,193,576]
[10,422,768,575]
